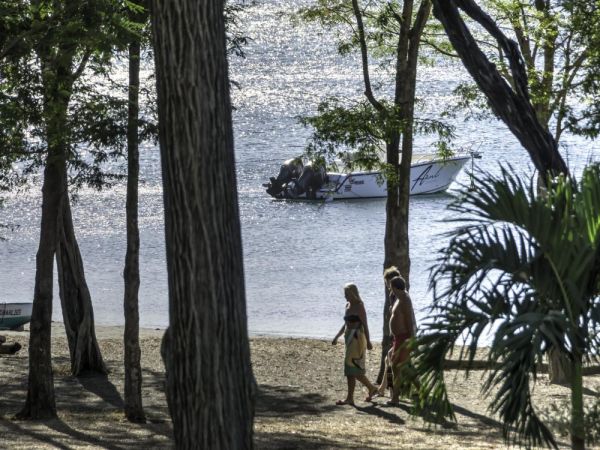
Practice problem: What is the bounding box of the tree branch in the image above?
[431,0,568,177]
[351,0,385,112]
[422,39,459,58]
[72,50,92,81]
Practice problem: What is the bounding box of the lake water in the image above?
[1,0,598,340]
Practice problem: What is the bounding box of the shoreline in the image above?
[1,324,599,449]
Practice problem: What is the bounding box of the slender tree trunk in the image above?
[378,0,430,383]
[56,187,107,376]
[380,135,403,382]
[16,91,71,419]
[571,354,585,450]
[152,0,255,447]
[123,30,145,423]
[17,158,63,420]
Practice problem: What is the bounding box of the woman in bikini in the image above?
[331,283,377,406]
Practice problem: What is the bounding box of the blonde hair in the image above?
[344,283,362,303]
[383,266,401,282]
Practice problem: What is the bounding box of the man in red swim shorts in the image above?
[388,275,417,405]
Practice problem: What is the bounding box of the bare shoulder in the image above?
[399,291,414,309]
[397,290,409,302]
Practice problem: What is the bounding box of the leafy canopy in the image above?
[298,1,455,174]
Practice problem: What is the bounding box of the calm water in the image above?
[1,0,597,339]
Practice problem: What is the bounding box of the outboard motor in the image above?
[286,162,327,199]
[264,158,304,197]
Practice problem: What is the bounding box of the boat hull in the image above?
[0,303,33,330]
[317,156,470,200]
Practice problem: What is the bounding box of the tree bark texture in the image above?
[152,1,255,448]
[378,0,431,383]
[123,32,145,423]
[548,346,573,385]
[17,150,63,419]
[431,0,568,177]
[16,71,73,419]
[56,187,107,376]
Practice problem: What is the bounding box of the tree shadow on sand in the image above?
[0,415,171,450]
[254,430,382,450]
[0,356,173,447]
[76,373,124,409]
[256,384,334,418]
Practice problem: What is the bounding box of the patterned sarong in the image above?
[344,326,367,376]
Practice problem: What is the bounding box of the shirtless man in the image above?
[367,266,401,401]
[388,275,417,405]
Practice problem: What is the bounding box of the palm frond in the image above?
[416,163,600,449]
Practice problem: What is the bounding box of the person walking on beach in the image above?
[332,283,378,406]
[388,275,418,405]
[368,266,401,400]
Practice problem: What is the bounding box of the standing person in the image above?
[388,275,418,405]
[332,283,378,406]
[369,266,401,400]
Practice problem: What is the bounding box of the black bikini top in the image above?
[344,314,361,323]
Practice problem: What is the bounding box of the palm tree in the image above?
[413,164,600,450]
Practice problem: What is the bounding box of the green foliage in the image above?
[226,2,252,58]
[413,163,600,448]
[564,0,600,138]
[300,98,455,174]
[299,1,420,72]
[433,139,454,159]
[0,0,156,192]
[442,83,494,122]
[446,1,596,143]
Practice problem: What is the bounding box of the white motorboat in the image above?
[264,153,476,200]
[0,302,33,330]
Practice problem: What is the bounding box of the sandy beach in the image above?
[0,324,599,449]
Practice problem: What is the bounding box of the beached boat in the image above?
[0,302,33,330]
[264,153,477,200]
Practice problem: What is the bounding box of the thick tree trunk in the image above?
[123,32,145,423]
[152,1,255,448]
[56,187,107,376]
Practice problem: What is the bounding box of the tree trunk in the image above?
[380,136,403,382]
[16,160,63,419]
[548,347,573,385]
[123,30,145,423]
[152,0,255,448]
[432,0,572,385]
[56,187,107,376]
[570,354,585,450]
[16,96,70,419]
[378,0,430,383]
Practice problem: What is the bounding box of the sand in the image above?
[0,324,598,449]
